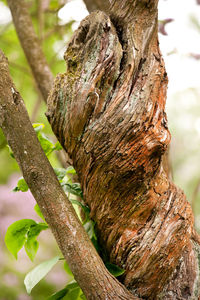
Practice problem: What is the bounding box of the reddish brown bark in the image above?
[47,1,200,298]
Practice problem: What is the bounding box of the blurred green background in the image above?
[0,0,200,299]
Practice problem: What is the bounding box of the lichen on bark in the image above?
[47,6,200,299]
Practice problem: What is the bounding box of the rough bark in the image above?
[47,1,200,298]
[7,0,53,102]
[0,50,137,300]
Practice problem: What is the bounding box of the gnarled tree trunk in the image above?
[47,0,200,298]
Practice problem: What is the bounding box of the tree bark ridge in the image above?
[47,5,200,299]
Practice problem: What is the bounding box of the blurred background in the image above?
[0,0,200,299]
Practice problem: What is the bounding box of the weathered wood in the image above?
[47,2,200,298]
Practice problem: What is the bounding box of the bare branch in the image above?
[83,0,110,13]
[7,0,54,102]
[0,49,138,300]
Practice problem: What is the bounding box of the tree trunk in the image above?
[47,0,200,298]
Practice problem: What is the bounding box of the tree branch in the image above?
[83,0,110,13]
[7,0,53,102]
[0,50,138,300]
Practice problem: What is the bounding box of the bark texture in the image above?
[47,1,200,298]
[0,50,137,300]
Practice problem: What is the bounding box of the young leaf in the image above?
[62,183,83,198]
[64,286,81,300]
[33,123,45,133]
[7,145,15,158]
[54,168,67,181]
[84,220,96,240]
[63,261,73,277]
[5,219,37,259]
[13,177,29,192]
[24,256,60,294]
[70,199,90,222]
[66,166,76,174]
[46,287,68,300]
[53,141,62,151]
[37,132,55,156]
[34,204,46,222]
[64,282,81,300]
[105,262,125,277]
[25,223,48,261]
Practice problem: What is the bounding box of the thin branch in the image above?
[7,0,54,102]
[30,96,42,123]
[191,179,200,213]
[83,0,110,13]
[0,50,138,300]
[37,0,44,41]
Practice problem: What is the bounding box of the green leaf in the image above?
[105,263,125,277]
[37,132,55,156]
[24,256,60,294]
[54,168,67,180]
[64,287,81,300]
[25,223,48,261]
[25,239,39,262]
[64,282,81,300]
[53,141,62,151]
[46,287,68,300]
[34,204,46,222]
[62,183,83,198]
[63,261,73,277]
[7,145,15,158]
[66,166,76,174]
[13,177,29,192]
[16,178,29,192]
[33,123,45,133]
[70,199,90,222]
[83,220,96,240]
[47,282,86,300]
[5,219,37,259]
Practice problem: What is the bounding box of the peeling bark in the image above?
[47,1,200,298]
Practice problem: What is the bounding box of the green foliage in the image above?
[24,256,60,294]
[13,177,29,192]
[34,203,46,222]
[5,219,48,260]
[47,287,69,300]
[33,123,62,156]
[47,282,86,300]
[105,263,125,277]
[63,262,73,277]
[62,182,83,198]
